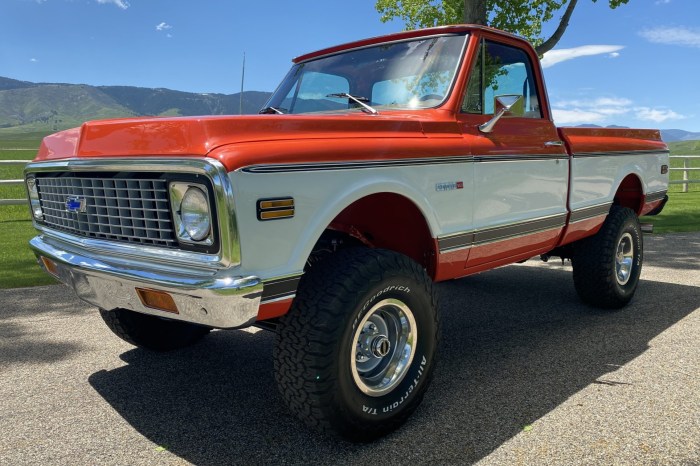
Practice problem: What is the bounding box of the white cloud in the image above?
[655,0,671,4]
[552,97,632,125]
[552,95,686,126]
[552,109,607,125]
[30,58,38,62]
[156,22,172,31]
[96,0,130,9]
[608,52,620,58]
[541,45,624,68]
[640,26,700,48]
[635,107,684,123]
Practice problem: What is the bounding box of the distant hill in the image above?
[668,140,700,155]
[0,84,134,130]
[659,129,700,143]
[97,86,272,119]
[0,76,39,91]
[0,75,272,132]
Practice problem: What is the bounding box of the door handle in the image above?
[545,140,564,147]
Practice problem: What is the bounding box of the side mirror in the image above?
[478,94,524,134]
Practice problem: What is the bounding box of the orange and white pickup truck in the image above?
[25,25,668,441]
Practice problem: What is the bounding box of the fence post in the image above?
[683,158,689,193]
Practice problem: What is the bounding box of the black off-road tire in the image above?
[572,206,643,309]
[99,308,211,351]
[274,248,439,442]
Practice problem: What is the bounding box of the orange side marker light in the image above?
[136,288,179,314]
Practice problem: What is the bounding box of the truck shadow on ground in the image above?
[88,264,700,465]
[0,285,92,368]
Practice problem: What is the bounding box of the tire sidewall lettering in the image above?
[340,277,436,422]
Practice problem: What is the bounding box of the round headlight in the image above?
[180,187,211,241]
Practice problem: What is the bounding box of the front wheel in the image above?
[572,206,643,309]
[274,248,439,441]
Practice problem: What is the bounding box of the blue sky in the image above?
[1,0,699,131]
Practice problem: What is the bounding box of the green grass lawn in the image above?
[0,133,58,288]
[641,191,700,233]
[668,140,700,193]
[0,205,58,288]
[643,130,700,232]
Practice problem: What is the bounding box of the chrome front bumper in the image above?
[30,233,263,329]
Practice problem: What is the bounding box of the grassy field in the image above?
[667,140,700,193]
[1,131,699,288]
[641,191,700,233]
[647,140,700,232]
[0,131,57,288]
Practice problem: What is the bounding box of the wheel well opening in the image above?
[310,193,437,277]
[614,174,643,215]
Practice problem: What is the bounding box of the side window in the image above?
[282,71,349,114]
[462,45,483,113]
[461,40,542,118]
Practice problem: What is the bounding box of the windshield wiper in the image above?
[327,93,378,115]
[259,106,286,115]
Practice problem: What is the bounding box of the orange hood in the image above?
[34,114,439,167]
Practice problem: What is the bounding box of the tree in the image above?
[375,0,629,55]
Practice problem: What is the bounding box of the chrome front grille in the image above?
[35,175,176,247]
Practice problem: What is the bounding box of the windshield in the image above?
[264,34,468,114]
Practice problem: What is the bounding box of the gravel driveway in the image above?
[1,233,698,465]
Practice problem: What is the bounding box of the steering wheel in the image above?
[419,94,444,101]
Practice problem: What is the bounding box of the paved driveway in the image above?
[1,233,698,465]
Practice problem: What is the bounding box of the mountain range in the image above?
[1,76,699,142]
[0,76,272,132]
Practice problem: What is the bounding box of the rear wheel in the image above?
[572,206,643,309]
[274,248,439,441]
[99,308,211,351]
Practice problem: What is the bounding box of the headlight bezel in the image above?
[169,181,217,249]
[25,176,44,221]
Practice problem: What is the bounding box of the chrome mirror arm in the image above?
[478,106,509,133]
[478,95,523,134]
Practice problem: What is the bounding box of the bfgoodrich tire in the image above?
[572,206,643,309]
[99,308,211,351]
[274,248,439,442]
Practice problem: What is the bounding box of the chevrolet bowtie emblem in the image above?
[65,196,87,213]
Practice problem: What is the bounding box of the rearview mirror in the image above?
[495,94,524,117]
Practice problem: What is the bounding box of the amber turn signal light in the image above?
[136,288,179,314]
[40,256,59,277]
[257,197,295,221]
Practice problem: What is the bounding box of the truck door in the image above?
[457,37,569,270]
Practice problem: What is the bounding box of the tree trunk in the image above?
[463,0,488,24]
[535,0,579,55]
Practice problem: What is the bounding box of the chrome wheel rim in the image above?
[615,232,635,286]
[351,298,417,397]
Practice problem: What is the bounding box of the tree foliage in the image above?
[375,0,629,54]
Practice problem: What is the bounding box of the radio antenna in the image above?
[239,52,246,115]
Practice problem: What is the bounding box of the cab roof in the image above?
[293,24,527,64]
